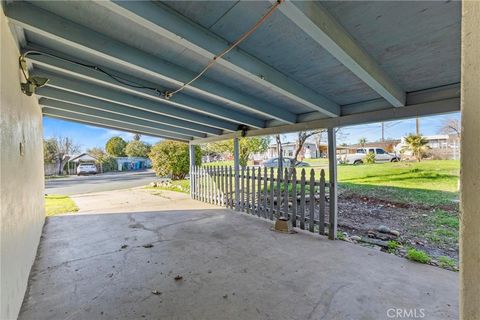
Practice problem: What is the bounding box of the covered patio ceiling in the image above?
[5,0,460,143]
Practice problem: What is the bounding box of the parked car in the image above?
[340,147,400,165]
[262,157,310,168]
[76,163,98,175]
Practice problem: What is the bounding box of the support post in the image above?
[233,136,240,210]
[460,2,480,319]
[327,127,337,240]
[189,143,195,199]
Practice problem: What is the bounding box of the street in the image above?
[45,170,158,195]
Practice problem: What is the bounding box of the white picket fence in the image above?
[191,166,333,236]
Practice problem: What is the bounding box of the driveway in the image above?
[70,188,213,214]
[45,170,158,195]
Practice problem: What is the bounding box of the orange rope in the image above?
[165,0,283,99]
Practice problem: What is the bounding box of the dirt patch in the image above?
[337,192,459,270]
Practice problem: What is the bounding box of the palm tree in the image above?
[359,137,367,148]
[403,134,429,162]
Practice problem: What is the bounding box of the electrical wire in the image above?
[18,56,29,80]
[165,0,284,99]
[21,50,164,96]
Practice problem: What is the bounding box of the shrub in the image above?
[406,248,431,263]
[100,155,118,172]
[387,240,400,253]
[365,152,376,164]
[149,141,201,180]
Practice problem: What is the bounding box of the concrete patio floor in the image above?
[20,199,458,320]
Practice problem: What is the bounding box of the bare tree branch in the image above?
[439,118,460,137]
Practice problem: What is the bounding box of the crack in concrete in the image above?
[35,215,216,275]
[307,283,349,320]
[34,249,123,275]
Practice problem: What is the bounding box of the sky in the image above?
[42,117,161,152]
[43,112,461,152]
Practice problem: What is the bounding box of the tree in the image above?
[292,130,323,166]
[275,134,283,171]
[43,138,57,164]
[43,136,81,175]
[133,133,141,141]
[125,140,151,157]
[402,134,429,162]
[86,147,118,173]
[206,136,269,167]
[86,147,105,160]
[105,137,127,157]
[149,141,201,179]
[359,137,367,148]
[439,118,460,137]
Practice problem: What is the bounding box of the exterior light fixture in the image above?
[19,56,49,96]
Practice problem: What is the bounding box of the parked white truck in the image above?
[340,147,400,165]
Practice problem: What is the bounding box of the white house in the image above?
[252,142,319,161]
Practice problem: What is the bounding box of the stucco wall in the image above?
[1,8,45,320]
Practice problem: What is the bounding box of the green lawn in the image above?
[337,160,459,192]
[302,158,329,166]
[45,194,78,216]
[198,159,460,208]
[336,160,459,208]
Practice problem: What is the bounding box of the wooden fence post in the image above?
[276,168,282,218]
[218,166,225,206]
[251,167,256,215]
[257,167,262,217]
[269,168,274,220]
[241,166,245,211]
[291,169,297,227]
[263,167,268,218]
[309,169,315,233]
[246,167,251,214]
[229,166,233,208]
[224,166,229,207]
[319,170,326,235]
[300,169,306,230]
[284,168,289,219]
[213,166,218,205]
